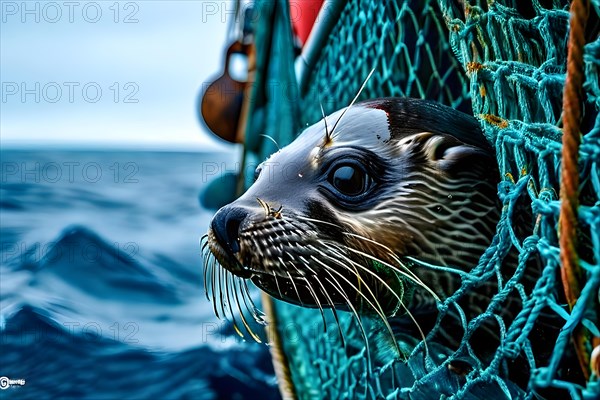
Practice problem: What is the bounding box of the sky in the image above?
[1,0,238,151]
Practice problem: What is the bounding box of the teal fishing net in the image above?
[241,0,600,398]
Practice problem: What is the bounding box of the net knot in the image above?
[522,235,540,252]
[497,181,515,203]
[501,342,521,359]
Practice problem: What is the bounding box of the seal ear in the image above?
[423,134,495,175]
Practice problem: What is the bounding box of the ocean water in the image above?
[0,149,280,399]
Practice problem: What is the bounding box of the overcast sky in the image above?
[1,0,237,151]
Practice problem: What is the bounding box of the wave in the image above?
[0,306,279,400]
[4,225,180,304]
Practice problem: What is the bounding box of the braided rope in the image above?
[262,293,297,400]
[559,0,591,381]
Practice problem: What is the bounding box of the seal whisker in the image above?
[319,99,332,145]
[284,266,304,308]
[303,263,347,348]
[202,251,212,301]
[210,257,222,318]
[302,275,328,334]
[232,275,263,343]
[293,215,438,300]
[224,270,245,338]
[330,68,376,140]
[238,278,262,324]
[310,250,394,337]
[297,219,435,298]
[256,197,271,217]
[397,301,429,362]
[340,243,440,302]
[259,133,281,151]
[341,232,425,281]
[272,270,284,301]
[210,262,218,311]
[238,279,255,319]
[204,254,212,300]
[313,250,401,354]
[217,262,229,319]
[324,243,405,308]
[322,243,429,358]
[240,279,266,325]
[321,272,373,376]
[200,234,209,252]
[294,214,344,231]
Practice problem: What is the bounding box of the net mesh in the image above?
[243,0,600,398]
[299,0,472,125]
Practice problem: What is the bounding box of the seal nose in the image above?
[210,205,250,256]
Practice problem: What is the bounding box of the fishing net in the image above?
[241,0,600,398]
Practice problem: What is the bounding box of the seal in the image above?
[202,98,578,392]
[203,97,501,336]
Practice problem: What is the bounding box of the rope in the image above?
[262,293,297,400]
[559,0,590,381]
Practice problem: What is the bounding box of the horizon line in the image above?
[0,139,238,153]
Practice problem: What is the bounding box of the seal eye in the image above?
[330,164,371,197]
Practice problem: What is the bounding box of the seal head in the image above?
[207,98,499,317]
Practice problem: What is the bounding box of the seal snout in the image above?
[209,205,252,277]
[211,205,248,254]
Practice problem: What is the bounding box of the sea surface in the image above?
[0,149,281,399]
